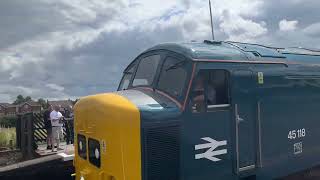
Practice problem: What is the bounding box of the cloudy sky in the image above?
[0,0,319,102]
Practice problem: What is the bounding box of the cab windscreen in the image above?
[77,134,87,159]
[88,138,101,168]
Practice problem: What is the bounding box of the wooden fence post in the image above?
[20,114,26,158]
[16,115,22,149]
[20,113,35,160]
[26,113,33,159]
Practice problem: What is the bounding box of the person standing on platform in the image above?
[43,105,53,150]
[50,105,64,152]
[64,106,74,145]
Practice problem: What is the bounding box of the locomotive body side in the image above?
[253,63,320,179]
[73,41,320,180]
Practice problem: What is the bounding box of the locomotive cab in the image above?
[74,41,320,180]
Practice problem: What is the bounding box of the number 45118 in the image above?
[288,128,306,140]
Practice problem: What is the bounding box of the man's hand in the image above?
[52,118,59,122]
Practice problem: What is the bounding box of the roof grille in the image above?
[203,40,222,45]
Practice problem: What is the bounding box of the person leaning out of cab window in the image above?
[191,72,216,113]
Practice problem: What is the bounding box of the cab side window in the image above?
[191,70,230,113]
[207,70,230,106]
[132,55,161,87]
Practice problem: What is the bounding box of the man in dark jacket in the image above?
[43,105,53,149]
[63,107,74,145]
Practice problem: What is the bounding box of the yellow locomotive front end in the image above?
[73,93,142,180]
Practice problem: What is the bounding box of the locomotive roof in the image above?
[145,40,320,64]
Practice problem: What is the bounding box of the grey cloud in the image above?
[0,0,126,102]
[0,0,69,49]
[303,22,320,37]
[253,0,320,31]
[0,0,124,49]
[236,0,320,48]
[0,26,186,102]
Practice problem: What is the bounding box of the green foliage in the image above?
[25,96,32,102]
[0,117,17,128]
[0,128,16,148]
[13,95,33,105]
[37,98,47,109]
[13,95,25,105]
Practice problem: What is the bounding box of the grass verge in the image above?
[0,127,16,149]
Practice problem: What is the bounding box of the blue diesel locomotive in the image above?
[74,40,320,180]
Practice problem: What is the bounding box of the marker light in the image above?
[95,148,100,159]
[79,141,83,151]
[88,138,101,167]
[77,134,87,159]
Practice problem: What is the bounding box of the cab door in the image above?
[231,70,256,174]
[181,69,236,180]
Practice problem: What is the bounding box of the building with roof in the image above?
[0,103,10,117]
[18,101,42,114]
[5,105,18,117]
[0,101,42,117]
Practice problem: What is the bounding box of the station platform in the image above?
[35,142,74,161]
[0,143,75,180]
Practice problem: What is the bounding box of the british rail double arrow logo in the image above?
[195,137,227,162]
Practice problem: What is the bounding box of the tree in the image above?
[13,95,25,105]
[37,98,47,109]
[13,95,33,105]
[25,96,32,102]
[0,116,18,128]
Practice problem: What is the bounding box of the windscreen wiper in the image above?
[165,60,186,71]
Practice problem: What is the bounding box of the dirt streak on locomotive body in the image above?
[74,40,320,180]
